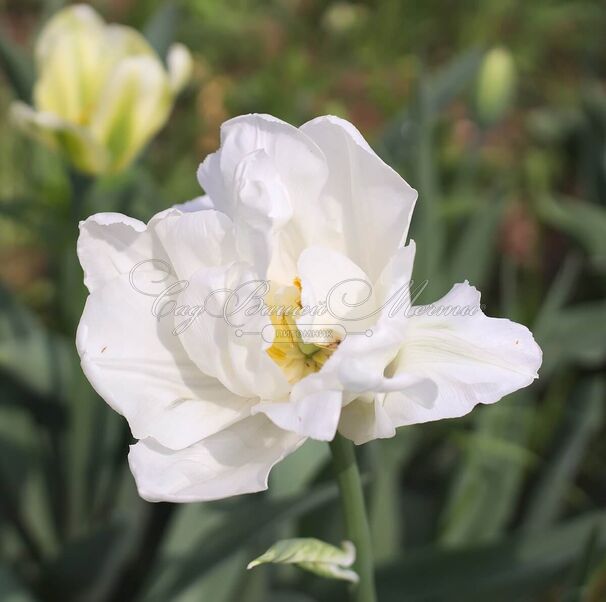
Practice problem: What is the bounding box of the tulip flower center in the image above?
[266,278,338,384]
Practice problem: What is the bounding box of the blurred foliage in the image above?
[1,0,606,601]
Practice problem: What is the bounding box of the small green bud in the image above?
[476,47,517,124]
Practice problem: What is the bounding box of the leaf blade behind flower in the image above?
[143,483,343,602]
[378,511,606,601]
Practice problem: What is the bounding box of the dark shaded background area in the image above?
[1,1,606,601]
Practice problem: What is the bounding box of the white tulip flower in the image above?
[11,4,192,175]
[76,114,542,502]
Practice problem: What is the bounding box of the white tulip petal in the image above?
[300,115,417,281]
[334,332,436,445]
[195,149,226,213]
[317,242,418,395]
[253,374,342,441]
[77,210,258,450]
[338,396,396,445]
[198,113,326,212]
[173,195,214,213]
[77,269,255,450]
[154,209,237,280]
[338,348,436,397]
[264,240,422,443]
[297,246,375,334]
[197,114,337,281]
[128,415,304,502]
[338,375,439,446]
[232,149,294,277]
[176,263,290,400]
[383,281,542,425]
[375,240,417,322]
[78,212,155,293]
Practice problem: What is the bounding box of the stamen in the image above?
[266,277,338,384]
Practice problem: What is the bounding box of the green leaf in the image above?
[38,521,130,600]
[377,48,484,165]
[248,538,358,584]
[448,197,504,288]
[142,503,244,602]
[0,284,74,402]
[428,47,485,115]
[266,593,318,602]
[440,397,535,545]
[0,567,37,602]
[524,377,605,531]
[377,511,606,601]
[532,253,582,335]
[539,196,606,271]
[269,439,329,498]
[0,403,51,564]
[410,72,445,302]
[528,254,606,382]
[563,525,601,602]
[537,300,606,377]
[143,1,179,61]
[0,28,34,102]
[145,483,342,602]
[369,430,421,563]
[0,286,74,544]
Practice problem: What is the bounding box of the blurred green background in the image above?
[1,0,606,601]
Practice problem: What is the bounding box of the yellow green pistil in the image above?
[266,278,338,384]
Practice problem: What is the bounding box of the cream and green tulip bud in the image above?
[476,47,517,125]
[10,4,192,175]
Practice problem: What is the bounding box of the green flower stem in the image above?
[329,433,377,602]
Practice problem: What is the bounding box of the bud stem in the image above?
[329,433,377,602]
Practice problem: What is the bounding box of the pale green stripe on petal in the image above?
[77,25,159,125]
[247,538,358,583]
[90,55,172,172]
